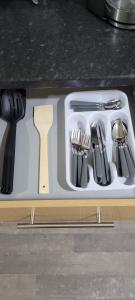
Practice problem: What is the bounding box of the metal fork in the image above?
[71,128,82,148]
[82,134,91,151]
[70,128,82,186]
[80,134,90,188]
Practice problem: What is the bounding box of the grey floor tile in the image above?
[0,274,37,300]
[0,222,135,298]
[73,232,135,252]
[36,298,135,300]
[1,251,135,275]
[0,233,73,255]
[35,298,134,300]
[36,274,135,299]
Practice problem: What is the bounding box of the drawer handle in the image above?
[17,207,114,228]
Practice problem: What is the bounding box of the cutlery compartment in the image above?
[89,113,114,187]
[66,113,89,188]
[65,90,135,195]
[110,111,135,185]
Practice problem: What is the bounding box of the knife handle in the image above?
[95,146,102,179]
[116,144,122,177]
[92,149,98,184]
[80,153,89,188]
[77,151,83,187]
[119,145,130,178]
[71,101,102,107]
[123,145,135,178]
[71,149,78,186]
[103,148,111,185]
[100,150,107,186]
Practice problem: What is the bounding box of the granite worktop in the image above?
[0,0,135,89]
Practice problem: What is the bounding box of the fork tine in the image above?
[71,128,90,151]
[71,128,81,144]
[82,133,90,149]
[78,129,81,142]
[86,135,90,146]
[75,128,78,139]
[76,128,79,140]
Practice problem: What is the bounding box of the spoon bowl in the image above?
[112,119,128,142]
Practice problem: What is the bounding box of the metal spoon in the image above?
[117,121,135,178]
[112,119,127,142]
[71,98,122,111]
[112,119,135,178]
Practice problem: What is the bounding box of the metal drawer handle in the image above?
[17,207,114,228]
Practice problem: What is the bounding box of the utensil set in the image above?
[91,121,111,186]
[71,121,111,188]
[71,117,135,188]
[71,128,90,188]
[112,119,135,178]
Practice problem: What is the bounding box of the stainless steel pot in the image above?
[32,0,39,4]
[106,0,135,29]
[87,0,135,29]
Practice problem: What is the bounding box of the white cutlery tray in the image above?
[65,90,135,194]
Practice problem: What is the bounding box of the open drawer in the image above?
[0,87,135,206]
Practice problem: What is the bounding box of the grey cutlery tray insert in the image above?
[0,91,135,200]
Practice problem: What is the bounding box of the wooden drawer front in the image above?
[35,207,97,223]
[0,208,31,222]
[102,207,135,221]
[35,207,135,222]
[0,206,135,222]
[35,207,135,223]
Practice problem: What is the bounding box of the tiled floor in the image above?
[0,222,135,299]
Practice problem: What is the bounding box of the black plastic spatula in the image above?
[0,90,26,194]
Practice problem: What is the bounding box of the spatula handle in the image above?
[39,131,49,194]
[1,121,16,194]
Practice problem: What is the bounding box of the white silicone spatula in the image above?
[34,105,53,194]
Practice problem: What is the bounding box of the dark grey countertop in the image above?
[0,0,135,89]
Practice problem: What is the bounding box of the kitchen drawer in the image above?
[0,86,135,219]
